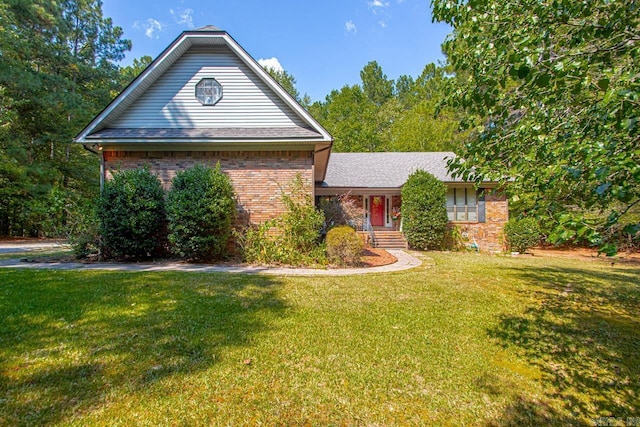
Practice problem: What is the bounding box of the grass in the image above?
[0,253,638,426]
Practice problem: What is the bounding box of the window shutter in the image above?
[478,189,486,223]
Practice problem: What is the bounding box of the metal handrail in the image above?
[362,216,377,247]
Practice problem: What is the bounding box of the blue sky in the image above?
[101,0,451,102]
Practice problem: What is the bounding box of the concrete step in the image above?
[372,231,408,249]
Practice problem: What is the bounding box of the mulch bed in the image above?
[359,247,397,267]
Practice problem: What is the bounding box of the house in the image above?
[75,26,507,252]
[317,152,508,252]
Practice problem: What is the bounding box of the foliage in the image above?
[96,169,166,260]
[326,226,364,266]
[504,217,542,253]
[237,175,326,266]
[360,61,394,106]
[444,225,469,252]
[310,84,381,152]
[401,170,449,250]
[309,62,465,153]
[68,201,101,259]
[318,194,364,231]
[432,0,640,253]
[119,55,153,86]
[263,65,312,108]
[166,164,236,261]
[0,0,130,237]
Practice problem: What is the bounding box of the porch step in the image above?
[372,231,408,249]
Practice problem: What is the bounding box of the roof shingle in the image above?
[320,152,464,188]
[86,126,323,140]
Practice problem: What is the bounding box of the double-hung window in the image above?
[447,187,478,222]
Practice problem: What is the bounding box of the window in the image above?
[195,78,223,105]
[446,188,478,222]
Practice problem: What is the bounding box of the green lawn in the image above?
[1,253,638,426]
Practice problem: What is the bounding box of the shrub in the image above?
[97,168,166,260]
[236,174,326,266]
[280,176,326,253]
[166,164,235,261]
[326,226,364,266]
[318,194,364,231]
[401,170,449,250]
[69,211,100,259]
[504,217,541,253]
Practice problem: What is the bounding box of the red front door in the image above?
[370,196,385,226]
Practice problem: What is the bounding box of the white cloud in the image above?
[133,18,164,39]
[170,7,194,29]
[258,57,284,73]
[368,0,390,14]
[345,20,357,34]
[378,20,387,28]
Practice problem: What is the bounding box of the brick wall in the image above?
[103,150,314,227]
[447,190,509,253]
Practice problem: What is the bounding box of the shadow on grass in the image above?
[487,264,640,424]
[0,269,287,425]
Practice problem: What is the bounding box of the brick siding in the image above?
[103,150,314,227]
[447,190,509,253]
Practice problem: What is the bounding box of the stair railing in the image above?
[362,216,377,248]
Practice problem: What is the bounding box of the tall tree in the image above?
[432,0,640,252]
[120,55,153,87]
[360,60,394,106]
[310,62,464,153]
[0,0,131,236]
[263,65,313,108]
[310,85,381,152]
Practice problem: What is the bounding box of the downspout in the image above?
[83,144,104,191]
[312,144,332,205]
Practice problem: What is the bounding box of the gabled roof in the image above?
[74,27,332,145]
[319,152,493,188]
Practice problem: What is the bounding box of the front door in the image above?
[370,196,385,226]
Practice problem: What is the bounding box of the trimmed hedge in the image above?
[166,164,235,261]
[326,225,364,266]
[401,170,448,250]
[504,217,541,253]
[97,168,166,260]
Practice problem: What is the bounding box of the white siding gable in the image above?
[105,46,307,129]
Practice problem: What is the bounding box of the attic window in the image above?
[195,78,223,105]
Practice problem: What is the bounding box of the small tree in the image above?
[166,164,235,261]
[318,193,364,231]
[401,170,448,250]
[97,168,166,260]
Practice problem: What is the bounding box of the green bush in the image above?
[97,168,166,260]
[326,226,364,266]
[166,164,235,261]
[69,210,100,259]
[504,217,541,253]
[401,170,449,250]
[236,174,326,266]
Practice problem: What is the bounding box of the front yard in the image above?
[0,253,638,425]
